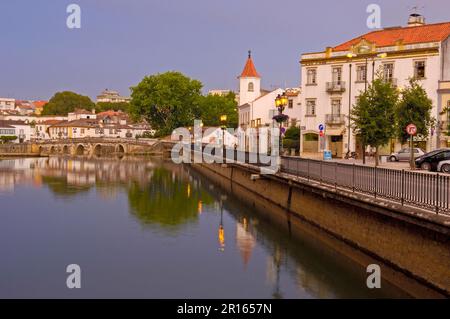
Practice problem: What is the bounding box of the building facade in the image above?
[238,52,301,130]
[0,98,15,111]
[300,14,450,158]
[96,89,131,103]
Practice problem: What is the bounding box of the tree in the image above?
[42,91,95,115]
[95,102,130,113]
[129,72,202,137]
[395,79,433,144]
[351,77,399,166]
[198,92,238,127]
[283,126,300,152]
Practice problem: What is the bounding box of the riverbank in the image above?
[191,161,450,297]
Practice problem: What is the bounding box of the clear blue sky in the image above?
[1,0,449,100]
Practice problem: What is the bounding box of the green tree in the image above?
[395,79,433,144]
[129,72,202,136]
[283,126,300,152]
[95,102,130,113]
[198,92,238,128]
[351,77,399,166]
[42,91,95,115]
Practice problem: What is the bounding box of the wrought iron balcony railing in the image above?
[325,114,346,125]
[326,81,346,93]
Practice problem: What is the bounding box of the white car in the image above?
[437,160,450,174]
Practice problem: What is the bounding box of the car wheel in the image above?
[421,162,431,171]
[441,164,450,174]
[389,156,397,162]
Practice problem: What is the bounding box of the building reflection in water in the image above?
[236,217,256,269]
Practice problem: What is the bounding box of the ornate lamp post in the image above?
[273,93,289,154]
[220,115,227,157]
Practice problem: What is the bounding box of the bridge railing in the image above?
[280,156,450,216]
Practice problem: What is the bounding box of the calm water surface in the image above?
[0,157,410,298]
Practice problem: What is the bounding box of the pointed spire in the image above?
[240,50,260,78]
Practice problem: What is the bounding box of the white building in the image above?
[0,120,33,143]
[238,52,301,130]
[97,89,131,103]
[300,14,450,158]
[0,98,15,111]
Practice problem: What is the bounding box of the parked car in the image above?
[437,160,450,174]
[415,149,450,171]
[389,148,425,162]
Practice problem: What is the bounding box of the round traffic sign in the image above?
[318,124,324,131]
[406,124,417,136]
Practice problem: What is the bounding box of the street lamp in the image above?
[273,93,289,155]
[220,115,227,156]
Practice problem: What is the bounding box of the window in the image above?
[356,65,367,82]
[307,69,317,85]
[383,63,394,82]
[414,61,426,79]
[331,99,341,115]
[332,67,342,84]
[256,118,261,127]
[81,129,85,135]
[251,120,255,127]
[288,99,293,109]
[306,100,316,116]
[291,118,298,126]
[248,82,254,92]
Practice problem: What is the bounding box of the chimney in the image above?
[407,13,425,27]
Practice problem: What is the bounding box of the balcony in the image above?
[326,81,346,93]
[326,114,346,125]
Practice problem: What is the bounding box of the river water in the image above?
[0,157,411,298]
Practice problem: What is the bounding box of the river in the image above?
[0,156,411,298]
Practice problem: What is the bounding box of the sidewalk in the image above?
[300,153,412,170]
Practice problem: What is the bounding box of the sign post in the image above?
[406,124,417,170]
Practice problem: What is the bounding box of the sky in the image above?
[1,0,449,100]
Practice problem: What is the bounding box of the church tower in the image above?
[238,51,261,106]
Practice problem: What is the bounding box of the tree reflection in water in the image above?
[127,167,214,229]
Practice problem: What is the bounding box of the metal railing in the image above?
[325,114,346,125]
[326,81,346,93]
[280,156,450,215]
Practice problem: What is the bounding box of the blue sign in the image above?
[323,150,332,161]
[318,124,324,131]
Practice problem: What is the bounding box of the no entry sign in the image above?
[406,124,417,136]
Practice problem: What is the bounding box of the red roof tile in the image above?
[240,52,260,78]
[334,22,450,51]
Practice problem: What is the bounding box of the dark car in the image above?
[415,149,450,171]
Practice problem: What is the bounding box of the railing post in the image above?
[374,167,377,199]
[307,159,310,182]
[320,160,322,185]
[352,164,355,192]
[401,169,405,206]
[436,173,440,215]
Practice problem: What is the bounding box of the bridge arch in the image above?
[50,146,56,154]
[63,145,69,155]
[116,144,125,154]
[76,144,85,156]
[94,144,102,157]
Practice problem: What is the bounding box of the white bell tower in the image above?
[239,51,261,106]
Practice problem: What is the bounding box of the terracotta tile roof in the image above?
[334,22,450,51]
[240,54,260,78]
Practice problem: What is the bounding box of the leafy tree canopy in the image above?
[129,72,202,137]
[351,76,399,165]
[96,102,130,113]
[198,92,238,128]
[42,91,95,116]
[395,79,433,144]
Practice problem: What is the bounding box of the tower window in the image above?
[248,82,254,92]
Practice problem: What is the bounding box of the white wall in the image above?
[239,77,260,106]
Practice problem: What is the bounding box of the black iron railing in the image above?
[280,156,450,216]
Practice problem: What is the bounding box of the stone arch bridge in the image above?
[31,138,166,157]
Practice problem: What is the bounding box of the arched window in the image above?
[248,82,254,92]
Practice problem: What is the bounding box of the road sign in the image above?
[318,124,324,131]
[406,124,417,136]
